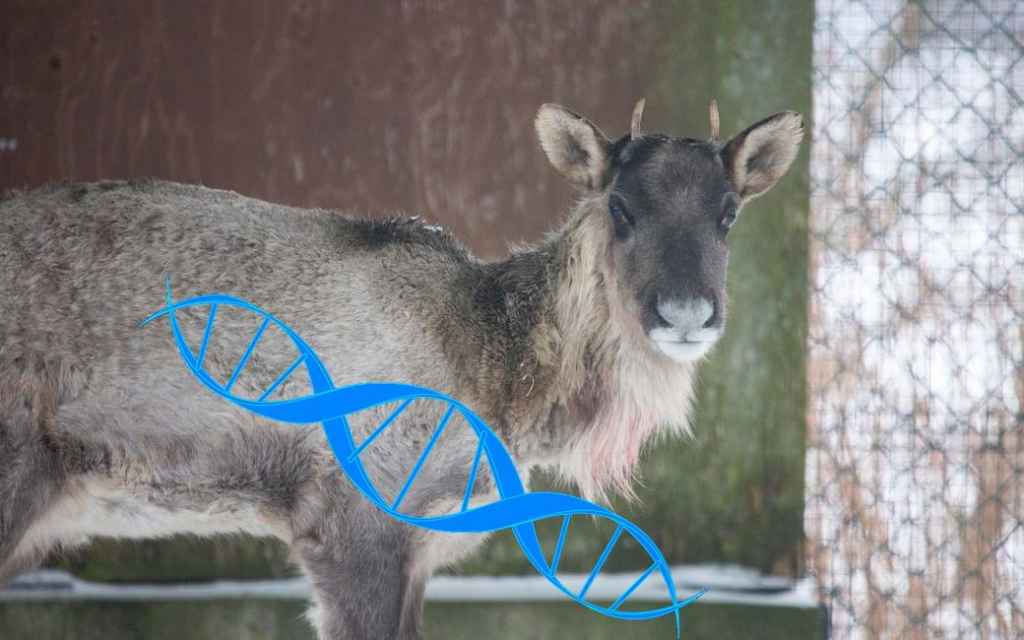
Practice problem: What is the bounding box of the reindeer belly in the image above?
[75,477,285,540]
[45,368,323,547]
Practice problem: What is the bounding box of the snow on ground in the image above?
[0,565,818,609]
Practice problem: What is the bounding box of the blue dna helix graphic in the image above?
[141,283,706,636]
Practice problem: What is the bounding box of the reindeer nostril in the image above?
[702,300,719,328]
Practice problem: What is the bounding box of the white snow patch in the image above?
[1,565,818,609]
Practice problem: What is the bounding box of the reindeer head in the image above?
[536,100,803,364]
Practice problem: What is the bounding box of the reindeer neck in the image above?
[484,197,698,501]
[465,199,618,460]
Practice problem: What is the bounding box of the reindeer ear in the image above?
[722,111,804,201]
[535,104,612,191]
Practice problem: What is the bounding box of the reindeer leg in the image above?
[0,400,67,585]
[296,502,425,640]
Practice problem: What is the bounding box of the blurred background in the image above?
[0,1,1019,639]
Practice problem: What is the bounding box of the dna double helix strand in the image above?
[141,283,706,636]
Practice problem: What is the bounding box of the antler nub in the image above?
[709,99,720,141]
[630,98,646,139]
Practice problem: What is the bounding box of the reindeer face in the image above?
[536,101,803,363]
[607,134,733,361]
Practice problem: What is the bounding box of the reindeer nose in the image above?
[655,296,716,333]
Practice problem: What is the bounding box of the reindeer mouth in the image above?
[649,327,722,363]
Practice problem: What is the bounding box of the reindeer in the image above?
[0,101,802,638]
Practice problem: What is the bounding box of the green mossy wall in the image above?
[462,0,813,578]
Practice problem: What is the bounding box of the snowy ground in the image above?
[0,565,818,610]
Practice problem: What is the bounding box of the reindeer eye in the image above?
[720,193,740,232]
[609,194,635,228]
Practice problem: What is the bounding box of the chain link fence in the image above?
[807,0,1023,637]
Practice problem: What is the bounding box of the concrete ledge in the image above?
[0,598,827,640]
[2,565,818,610]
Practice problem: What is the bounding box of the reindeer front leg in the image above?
[296,503,426,640]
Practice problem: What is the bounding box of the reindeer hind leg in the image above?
[0,401,68,585]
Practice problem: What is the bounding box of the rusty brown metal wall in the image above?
[1,0,652,259]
